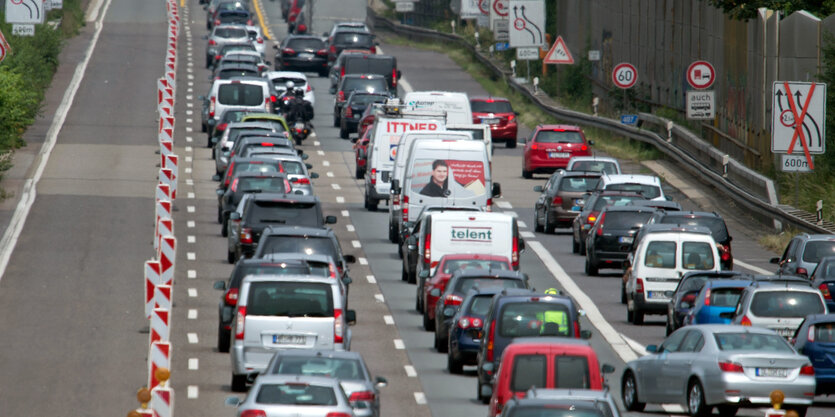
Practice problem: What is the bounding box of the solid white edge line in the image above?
[527,241,638,362]
[0,0,115,283]
[734,259,772,275]
[619,332,649,357]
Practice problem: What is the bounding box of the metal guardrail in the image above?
[367,8,835,235]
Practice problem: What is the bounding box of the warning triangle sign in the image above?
[544,36,574,64]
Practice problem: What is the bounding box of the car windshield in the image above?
[345,58,394,76]
[442,259,509,273]
[750,291,825,318]
[602,211,652,229]
[557,176,600,192]
[467,295,495,316]
[681,241,715,270]
[274,357,363,380]
[509,405,610,417]
[592,195,644,211]
[218,84,263,106]
[287,38,325,50]
[660,216,729,242]
[214,27,247,38]
[247,281,334,317]
[570,160,619,175]
[261,236,338,260]
[604,183,661,199]
[499,302,572,337]
[803,240,835,263]
[234,177,287,193]
[714,332,794,352]
[334,32,373,46]
[342,78,388,94]
[245,201,321,226]
[454,277,525,294]
[256,383,337,405]
[535,130,583,143]
[471,100,513,113]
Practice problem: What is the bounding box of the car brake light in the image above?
[458,316,483,329]
[424,233,431,264]
[402,195,409,221]
[486,198,492,212]
[552,196,563,205]
[346,107,353,117]
[316,49,328,56]
[209,96,216,118]
[595,212,606,236]
[214,19,220,26]
[512,237,519,269]
[370,45,377,54]
[820,284,831,300]
[224,288,239,306]
[284,179,292,193]
[283,48,296,55]
[444,294,463,306]
[334,308,344,343]
[230,178,239,192]
[370,168,376,185]
[508,113,515,121]
[337,91,345,102]
[329,45,337,54]
[306,84,312,92]
[800,364,815,375]
[208,39,217,46]
[235,306,246,340]
[240,227,253,244]
[224,163,235,186]
[797,267,808,276]
[326,413,352,417]
[486,320,496,362]
[257,37,263,44]
[247,19,253,25]
[740,315,752,326]
[682,293,697,306]
[531,143,538,150]
[704,288,711,306]
[216,122,227,132]
[215,54,222,61]
[636,278,644,294]
[349,391,375,402]
[587,212,598,224]
[340,66,345,78]
[291,177,311,185]
[240,410,266,417]
[581,145,588,151]
[392,68,397,87]
[718,362,744,373]
[270,95,277,103]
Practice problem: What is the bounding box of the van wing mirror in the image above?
[343,255,357,264]
[769,257,780,264]
[230,212,241,221]
[492,183,502,198]
[213,280,226,290]
[601,364,615,374]
[346,310,357,325]
[325,215,337,224]
[396,70,402,79]
[533,185,543,192]
[306,163,313,169]
[310,172,320,179]
[419,270,429,279]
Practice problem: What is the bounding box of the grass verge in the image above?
[758,227,799,253]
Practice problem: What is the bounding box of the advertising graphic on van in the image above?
[382,120,443,161]
[450,226,493,242]
[408,100,467,111]
[411,159,486,197]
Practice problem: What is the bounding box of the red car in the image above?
[470,97,518,147]
[421,254,511,331]
[522,124,593,179]
[352,127,371,179]
[357,104,377,136]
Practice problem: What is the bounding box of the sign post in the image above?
[612,62,637,110]
[685,61,716,120]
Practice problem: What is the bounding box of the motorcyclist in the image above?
[285,88,313,123]
[277,81,295,114]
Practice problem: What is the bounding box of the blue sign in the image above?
[495,42,509,51]
[620,115,639,125]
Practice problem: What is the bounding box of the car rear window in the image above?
[467,295,494,316]
[714,332,794,352]
[554,355,590,389]
[803,240,835,263]
[592,195,643,211]
[602,211,652,229]
[247,281,334,317]
[219,68,259,79]
[604,183,661,199]
[569,160,619,175]
[557,176,599,192]
[256,383,337,405]
[232,162,280,176]
[234,176,288,194]
[814,322,835,342]
[644,241,676,269]
[261,236,338,260]
[342,78,388,94]
[510,354,546,392]
[221,110,255,123]
[750,291,825,318]
[281,160,305,175]
[348,94,387,106]
[442,259,509,273]
[345,58,394,76]
[218,83,264,106]
[334,32,373,46]
[274,357,363,379]
[499,302,572,337]
[682,241,715,270]
[287,38,325,50]
[232,263,311,287]
[453,277,525,294]
[509,404,610,417]
[245,201,321,226]
[471,100,513,113]
[660,216,729,242]
[709,287,744,307]
[214,27,247,38]
[219,12,249,25]
[535,130,583,143]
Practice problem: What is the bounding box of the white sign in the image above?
[395,1,415,12]
[493,19,509,41]
[612,63,637,89]
[51,0,63,8]
[12,24,35,36]
[780,154,814,172]
[5,0,46,24]
[489,0,509,41]
[508,0,544,48]
[460,0,484,19]
[516,47,538,60]
[588,50,600,61]
[771,81,826,155]
[686,90,715,120]
[686,61,715,89]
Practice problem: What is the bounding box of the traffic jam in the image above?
[160,1,833,417]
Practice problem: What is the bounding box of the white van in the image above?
[446,123,493,160]
[403,91,472,125]
[387,131,474,242]
[364,105,446,210]
[624,227,720,325]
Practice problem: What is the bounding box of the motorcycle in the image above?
[290,120,312,145]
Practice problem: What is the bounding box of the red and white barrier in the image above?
[155,199,172,238]
[164,71,175,91]
[150,308,169,344]
[161,156,178,199]
[151,385,174,417]
[158,235,176,285]
[159,140,173,157]
[155,217,173,252]
[144,260,161,318]
[159,168,176,201]
[157,79,174,115]
[148,341,172,390]
[159,116,174,141]
[155,183,170,203]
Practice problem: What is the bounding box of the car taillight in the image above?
[595,212,606,236]
[797,267,808,276]
[444,294,463,306]
[800,364,815,375]
[214,19,220,26]
[291,177,311,185]
[808,325,816,342]
[283,48,296,55]
[530,143,538,150]
[740,315,752,326]
[424,233,431,264]
[240,410,266,417]
[209,96,216,118]
[486,198,492,212]
[230,178,239,192]
[392,193,400,208]
[247,19,253,25]
[224,163,235,186]
[208,39,217,46]
[346,107,353,117]
[508,113,515,121]
[270,95,277,103]
[240,227,253,244]
[340,66,345,78]
[326,413,352,417]
[402,195,409,221]
[819,284,831,300]
[551,196,563,205]
[256,37,263,44]
[337,91,345,102]
[306,84,312,92]
[224,288,239,306]
[718,362,744,373]
[370,168,376,185]
[334,308,344,343]
[349,390,375,402]
[284,179,292,193]
[587,212,598,224]
[486,320,496,362]
[316,49,328,56]
[216,122,227,132]
[235,306,246,340]
[329,45,337,54]
[573,321,581,338]
[581,145,588,151]
[458,316,482,329]
[636,278,644,294]
[370,45,377,54]
[215,54,222,61]
[392,68,397,87]
[511,237,519,269]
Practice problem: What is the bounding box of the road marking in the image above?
[0,0,115,283]
[527,241,638,362]
[505,211,518,217]
[366,275,376,283]
[185,168,192,175]
[323,160,331,166]
[187,385,198,399]
[185,152,193,159]
[332,184,341,190]
[314,141,321,146]
[188,358,199,370]
[251,0,273,40]
[359,257,368,265]
[735,259,772,275]
[185,136,192,143]
[186,127,193,132]
[520,231,535,238]
[341,210,350,217]
[620,332,648,356]
[518,221,527,228]
[188,309,198,319]
[336,196,345,203]
[187,235,195,243]
[186,109,193,115]
[346,224,355,232]
[414,392,427,404]
[188,288,197,298]
[187,192,195,199]
[495,201,513,209]
[187,333,199,344]
[404,365,417,377]
[394,339,405,349]
[187,221,195,228]
[327,172,334,177]
[188,269,196,279]
[187,205,195,212]
[375,293,385,303]
[383,315,394,325]
[662,404,684,413]
[186,118,193,123]
[351,240,361,248]
[317,150,325,156]
[187,252,196,260]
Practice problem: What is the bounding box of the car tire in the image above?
[401,266,408,282]
[621,282,627,304]
[227,248,236,264]
[686,379,709,417]
[231,374,247,392]
[522,168,532,179]
[448,351,463,374]
[340,122,349,139]
[545,212,557,234]
[506,139,516,148]
[408,269,416,284]
[533,212,544,232]
[621,372,646,412]
[477,381,490,404]
[415,291,423,313]
[221,217,229,237]
[217,206,223,224]
[716,405,739,417]
[435,330,447,353]
[365,193,377,211]
[217,323,230,353]
[631,306,644,325]
[423,309,434,331]
[355,165,363,179]
[207,134,214,148]
[585,256,599,276]
[572,237,579,254]
[205,55,212,68]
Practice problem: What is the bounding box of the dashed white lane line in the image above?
[185,136,193,143]
[187,252,196,260]
[332,184,341,190]
[351,240,361,248]
[359,257,368,265]
[404,365,417,377]
[322,160,331,166]
[347,224,355,232]
[520,231,536,239]
[327,172,334,177]
[187,192,195,199]
[188,309,198,319]
[187,385,198,399]
[187,221,195,228]
[187,235,195,243]
[336,196,345,203]
[186,179,194,186]
[314,140,321,146]
[188,358,199,370]
[187,333,199,344]
[383,315,394,325]
[518,221,527,228]
[414,392,427,405]
[735,259,772,275]
[187,205,195,212]
[505,211,518,217]
[185,154,193,161]
[374,293,385,303]
[188,288,197,298]
[366,274,376,284]
[188,269,196,279]
[341,210,350,217]
[393,339,405,349]
[317,150,325,156]
[495,201,513,209]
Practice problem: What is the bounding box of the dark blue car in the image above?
[446,287,503,374]
[811,255,835,312]
[684,279,752,326]
[792,313,835,394]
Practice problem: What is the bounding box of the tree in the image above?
[708,1,835,20]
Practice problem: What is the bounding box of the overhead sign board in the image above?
[687,60,715,89]
[780,154,813,172]
[516,47,539,60]
[771,81,826,157]
[395,1,415,12]
[543,36,573,64]
[686,90,715,120]
[508,0,544,48]
[4,0,46,24]
[612,63,637,89]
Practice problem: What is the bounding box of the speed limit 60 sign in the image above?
[612,63,637,89]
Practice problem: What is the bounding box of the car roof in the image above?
[241,273,337,285]
[526,388,612,401]
[342,73,386,79]
[496,291,576,306]
[227,121,283,129]
[640,223,711,235]
[599,205,657,213]
[470,96,510,102]
[260,252,335,264]
[263,225,333,236]
[554,170,602,178]
[702,279,755,288]
[630,200,682,210]
[439,253,509,262]
[450,269,525,279]
[601,173,660,184]
[746,281,819,291]
[802,313,835,324]
[254,374,342,386]
[659,210,721,219]
[274,349,362,360]
[286,35,325,41]
[686,324,782,334]
[230,171,286,179]
[264,70,308,79]
[509,337,591,347]
[536,124,581,131]
[249,192,317,203]
[568,156,618,163]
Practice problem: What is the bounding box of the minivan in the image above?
[341,54,400,93]
[204,78,275,132]
[230,274,356,391]
[403,91,472,125]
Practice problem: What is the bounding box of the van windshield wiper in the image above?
[261,219,287,223]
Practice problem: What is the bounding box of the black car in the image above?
[339,92,389,139]
[254,226,357,277]
[232,194,336,260]
[274,35,328,76]
[333,74,389,127]
[571,190,645,255]
[340,54,400,93]
[327,30,375,64]
[647,210,733,270]
[216,172,290,235]
[532,170,601,233]
[585,205,657,275]
[329,50,373,90]
[212,62,260,81]
[665,270,745,335]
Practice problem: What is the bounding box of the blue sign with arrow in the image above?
[620,115,639,125]
[494,42,509,51]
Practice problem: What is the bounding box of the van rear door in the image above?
[430,215,512,273]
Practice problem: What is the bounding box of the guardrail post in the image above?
[592,97,599,117]
[511,60,516,78]
[533,77,539,94]
[474,31,480,48]
[666,121,674,143]
[722,155,730,178]
[450,20,455,35]
[817,200,823,225]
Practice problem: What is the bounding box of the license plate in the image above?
[273,334,306,345]
[482,118,499,124]
[647,291,666,300]
[548,152,570,159]
[299,53,314,59]
[618,236,634,244]
[756,367,788,377]
[776,328,795,338]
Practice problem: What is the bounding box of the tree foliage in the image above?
[708,0,835,20]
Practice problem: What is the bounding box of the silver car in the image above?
[770,233,835,278]
[264,350,387,417]
[226,374,360,417]
[215,122,289,174]
[206,24,250,68]
[621,325,815,417]
[727,281,827,339]
[500,388,621,417]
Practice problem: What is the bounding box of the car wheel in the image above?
[506,139,516,148]
[365,193,377,211]
[631,306,644,325]
[716,405,739,417]
[340,122,349,139]
[217,323,230,353]
[522,168,532,179]
[621,282,627,304]
[585,256,599,276]
[207,134,214,148]
[448,351,463,374]
[423,309,434,331]
[221,217,229,237]
[545,211,557,234]
[231,374,247,392]
[686,379,709,417]
[205,55,212,68]
[415,291,423,313]
[533,211,544,233]
[217,206,223,224]
[477,381,490,404]
[621,372,646,412]
[227,248,236,264]
[572,237,579,254]
[408,269,416,284]
[355,165,363,179]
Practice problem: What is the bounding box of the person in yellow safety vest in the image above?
[538,288,569,336]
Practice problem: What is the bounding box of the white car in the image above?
[245,25,266,57]
[566,156,622,174]
[263,70,316,106]
[596,173,667,201]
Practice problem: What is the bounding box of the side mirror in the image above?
[310,172,320,179]
[302,154,309,160]
[419,270,429,279]
[719,311,735,319]
[588,140,595,146]
[374,376,388,388]
[325,215,337,224]
[216,189,225,196]
[770,257,780,264]
[208,119,217,127]
[482,362,494,373]
[646,345,658,353]
[230,212,241,220]
[681,302,692,309]
[580,330,592,340]
[213,280,226,290]
[198,95,206,101]
[492,183,502,198]
[212,174,222,181]
[322,31,329,37]
[396,70,402,79]
[306,163,313,169]
[429,288,441,297]
[297,149,304,156]
[665,196,673,201]
[346,310,357,325]
[518,238,526,251]
[344,255,357,264]
[211,137,220,145]
[224,397,241,407]
[533,185,543,192]
[443,307,456,317]
[342,276,353,286]
[601,364,616,374]
[480,384,493,399]
[272,44,280,51]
